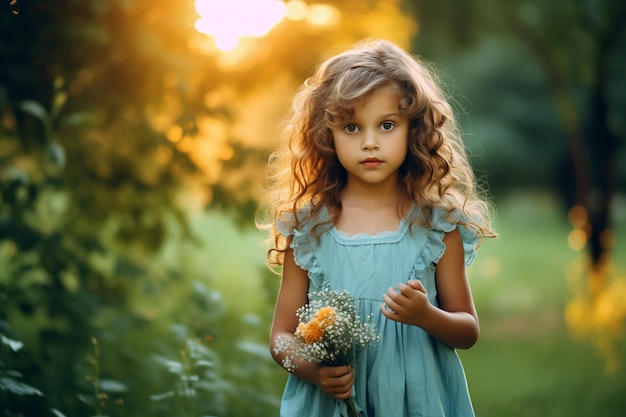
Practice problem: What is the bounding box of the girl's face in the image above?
[331,83,409,190]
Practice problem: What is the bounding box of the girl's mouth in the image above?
[361,158,383,168]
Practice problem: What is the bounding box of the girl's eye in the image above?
[381,121,395,131]
[344,124,359,133]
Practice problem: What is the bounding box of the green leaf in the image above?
[153,356,183,374]
[180,374,199,383]
[99,379,128,393]
[1,334,23,352]
[77,393,96,405]
[51,408,68,417]
[150,391,175,401]
[19,100,48,121]
[195,360,213,368]
[0,377,43,396]
[237,340,272,360]
[46,142,66,168]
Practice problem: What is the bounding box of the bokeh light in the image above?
[194,0,287,51]
[194,0,340,51]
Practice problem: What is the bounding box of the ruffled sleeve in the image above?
[428,207,480,266]
[277,206,328,290]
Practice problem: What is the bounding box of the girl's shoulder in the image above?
[277,204,333,276]
[276,204,332,237]
[408,204,480,266]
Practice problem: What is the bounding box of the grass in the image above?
[459,191,626,417]
[463,334,626,416]
[208,189,626,416]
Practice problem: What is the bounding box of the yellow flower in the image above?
[295,306,338,344]
[315,306,337,328]
[301,320,325,344]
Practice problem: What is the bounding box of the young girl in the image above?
[261,39,497,417]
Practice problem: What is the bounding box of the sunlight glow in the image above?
[285,0,308,20]
[306,3,340,26]
[195,0,287,51]
[194,1,340,52]
[567,228,588,251]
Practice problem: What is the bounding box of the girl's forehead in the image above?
[348,83,401,106]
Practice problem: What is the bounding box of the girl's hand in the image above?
[379,230,480,348]
[380,280,432,327]
[316,365,354,399]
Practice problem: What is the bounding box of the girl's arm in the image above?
[269,246,354,399]
[380,228,480,349]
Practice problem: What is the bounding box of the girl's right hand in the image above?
[317,365,354,399]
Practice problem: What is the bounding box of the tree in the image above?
[404,0,625,270]
[402,0,626,370]
[0,0,416,414]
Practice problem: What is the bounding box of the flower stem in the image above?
[347,397,358,417]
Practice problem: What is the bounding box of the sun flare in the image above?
[194,0,340,52]
[194,0,287,51]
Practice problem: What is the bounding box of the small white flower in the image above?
[273,289,380,371]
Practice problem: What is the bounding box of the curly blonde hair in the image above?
[259,39,496,268]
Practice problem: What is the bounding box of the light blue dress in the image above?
[278,205,479,417]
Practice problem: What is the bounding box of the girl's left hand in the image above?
[380,280,432,327]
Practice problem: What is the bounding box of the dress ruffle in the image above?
[279,207,330,291]
[283,206,479,293]
[428,207,480,267]
[291,228,328,290]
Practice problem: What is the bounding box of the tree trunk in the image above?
[585,33,618,273]
[509,10,620,273]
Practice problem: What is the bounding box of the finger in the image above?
[319,366,352,387]
[323,377,351,391]
[380,299,400,321]
[333,386,353,400]
[385,285,399,297]
[397,282,413,296]
[334,371,354,398]
[386,286,411,309]
[325,381,352,399]
[324,365,351,377]
[406,279,426,292]
[380,302,395,319]
[382,292,399,311]
[396,283,406,295]
[385,286,406,304]
[319,369,354,397]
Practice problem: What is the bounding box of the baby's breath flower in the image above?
[274,289,379,371]
[294,306,338,344]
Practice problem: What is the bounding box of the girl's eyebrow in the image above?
[379,112,402,119]
[341,112,402,123]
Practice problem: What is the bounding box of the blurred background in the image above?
[1,0,625,416]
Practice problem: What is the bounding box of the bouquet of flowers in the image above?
[273,289,379,416]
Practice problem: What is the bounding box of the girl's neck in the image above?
[335,183,411,236]
[339,180,407,209]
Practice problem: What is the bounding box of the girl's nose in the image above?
[361,130,379,150]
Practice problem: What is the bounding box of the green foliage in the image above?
[151,337,228,417]
[79,338,127,417]
[1,0,271,415]
[459,192,626,416]
[403,0,626,269]
[1,330,40,398]
[0,0,417,413]
[404,0,626,194]
[2,0,622,416]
